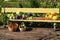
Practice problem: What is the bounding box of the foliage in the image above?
[18,0,58,8]
[58,13,60,20]
[19,22,26,28]
[0,14,3,25]
[29,0,39,8]
[0,6,1,13]
[2,2,19,7]
[57,2,60,8]
[1,0,59,8]
[9,0,17,2]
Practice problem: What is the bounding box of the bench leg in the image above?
[53,23,56,31]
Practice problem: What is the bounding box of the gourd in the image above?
[45,13,52,20]
[52,13,58,20]
[45,13,58,20]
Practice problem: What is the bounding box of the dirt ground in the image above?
[0,28,60,40]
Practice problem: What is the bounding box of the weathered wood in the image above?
[2,8,59,13]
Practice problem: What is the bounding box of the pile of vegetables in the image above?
[45,13,58,20]
[7,13,14,19]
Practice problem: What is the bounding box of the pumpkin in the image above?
[45,13,52,20]
[52,16,58,20]
[8,22,18,31]
[9,23,18,29]
[52,13,58,20]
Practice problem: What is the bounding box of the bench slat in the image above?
[2,8,59,13]
[9,19,60,22]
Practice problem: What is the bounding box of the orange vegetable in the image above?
[45,13,52,20]
[52,16,58,20]
[9,23,18,29]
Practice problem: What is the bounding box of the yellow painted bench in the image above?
[2,8,60,31]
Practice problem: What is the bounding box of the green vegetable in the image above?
[19,22,26,28]
[26,16,33,20]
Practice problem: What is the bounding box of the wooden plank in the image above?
[9,19,60,22]
[2,8,59,13]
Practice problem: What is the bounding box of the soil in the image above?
[0,28,60,40]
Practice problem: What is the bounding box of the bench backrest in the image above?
[1,8,59,13]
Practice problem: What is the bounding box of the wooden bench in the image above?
[2,8,60,31]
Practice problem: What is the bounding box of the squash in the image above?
[52,13,58,20]
[8,22,18,32]
[52,16,58,20]
[45,13,52,20]
[45,13,58,20]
